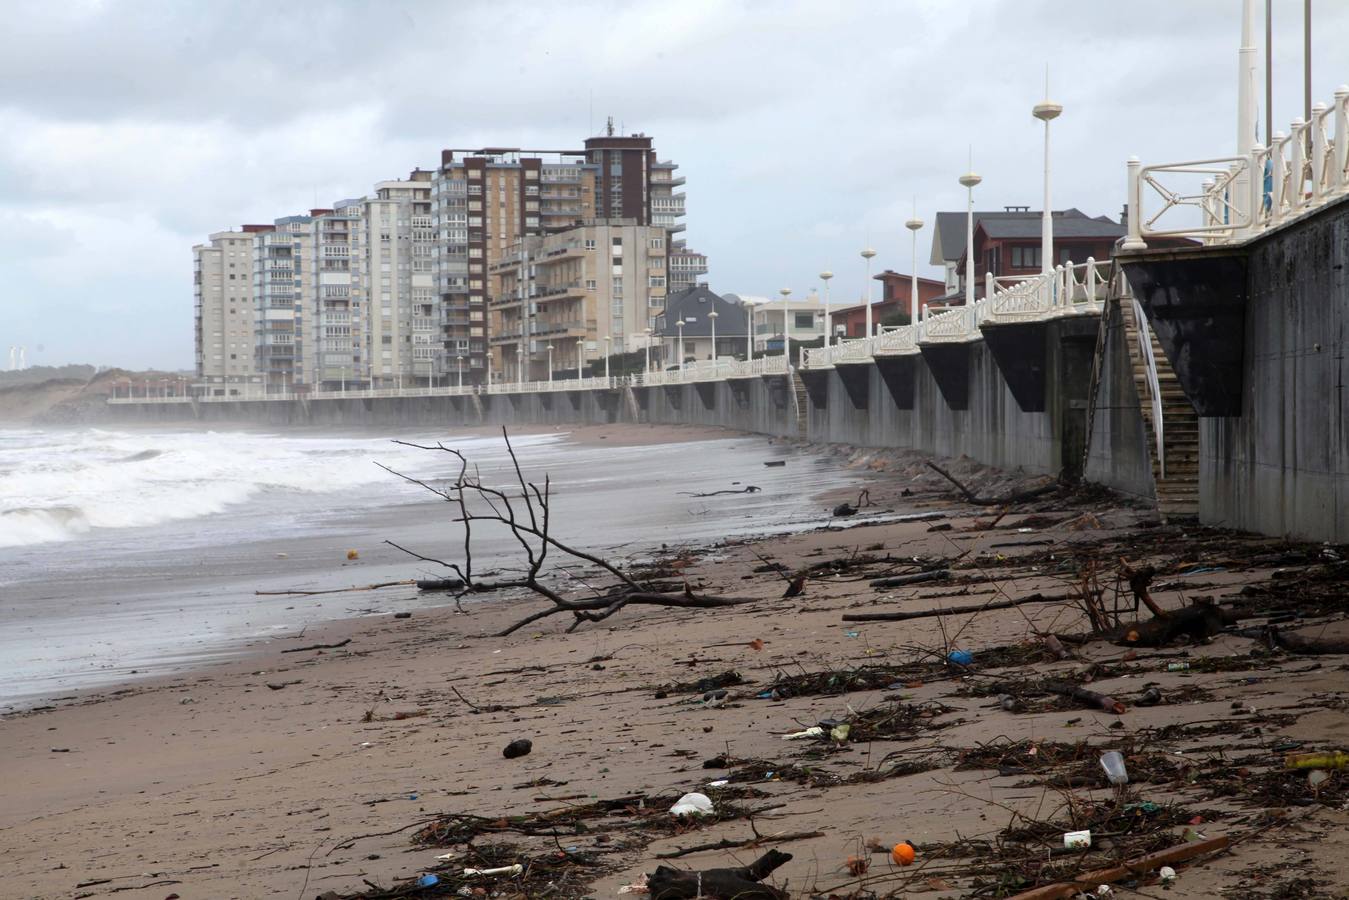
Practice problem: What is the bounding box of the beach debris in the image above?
[647,848,791,900]
[502,738,533,759]
[781,574,805,598]
[346,549,360,560]
[1063,829,1092,849]
[617,874,650,894]
[842,590,1075,622]
[179,697,195,705]
[677,485,762,497]
[783,726,824,741]
[256,580,414,597]
[416,577,465,592]
[701,689,728,708]
[1099,751,1129,785]
[891,841,916,866]
[948,649,974,666]
[845,854,869,876]
[763,460,786,467]
[869,569,950,589]
[924,460,1058,506]
[463,864,523,877]
[1158,865,1177,884]
[669,792,713,817]
[1005,835,1228,899]
[416,873,439,887]
[393,611,412,619]
[265,680,301,690]
[1043,680,1126,715]
[281,638,352,653]
[1286,750,1349,770]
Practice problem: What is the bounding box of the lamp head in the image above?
[819,270,833,281]
[905,217,924,231]
[779,288,792,298]
[1032,100,1063,121]
[860,248,877,260]
[708,308,718,318]
[959,172,982,188]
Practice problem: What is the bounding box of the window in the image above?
[585,279,597,290]
[1010,246,1041,269]
[648,237,664,249]
[794,313,815,329]
[584,239,597,250]
[648,275,665,288]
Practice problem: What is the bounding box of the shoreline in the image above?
[4,446,1349,899]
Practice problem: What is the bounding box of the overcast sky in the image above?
[3,0,1345,369]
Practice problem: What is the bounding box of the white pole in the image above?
[1236,0,1259,230]
[643,328,652,374]
[959,159,982,306]
[860,248,876,335]
[1034,74,1062,275]
[779,288,792,366]
[457,355,463,389]
[708,309,718,363]
[576,339,583,380]
[603,335,611,380]
[819,271,833,346]
[677,320,685,371]
[746,306,754,361]
[905,204,923,325]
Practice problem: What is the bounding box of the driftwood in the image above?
[256,580,413,597]
[648,849,792,900]
[842,591,1074,622]
[1268,626,1349,655]
[281,638,352,653]
[925,461,1058,506]
[1115,603,1231,647]
[379,429,752,636]
[416,577,465,592]
[1006,835,1229,900]
[678,486,762,497]
[1043,679,1125,715]
[869,569,950,589]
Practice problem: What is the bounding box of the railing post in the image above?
[1270,133,1287,224]
[1085,257,1097,304]
[1335,86,1349,196]
[1311,103,1328,202]
[1289,118,1306,212]
[1122,157,1146,249]
[1250,144,1266,231]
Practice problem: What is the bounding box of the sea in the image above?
[0,425,864,710]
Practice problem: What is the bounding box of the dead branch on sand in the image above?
[378,428,753,636]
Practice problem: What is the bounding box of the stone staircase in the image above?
[790,370,810,437]
[1118,297,1200,519]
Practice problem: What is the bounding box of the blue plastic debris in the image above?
[417,874,439,888]
[948,650,974,666]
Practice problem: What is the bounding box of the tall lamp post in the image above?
[905,207,924,327]
[603,335,611,381]
[707,308,719,365]
[779,287,792,366]
[547,343,554,384]
[819,270,834,347]
[456,354,464,390]
[860,248,877,336]
[959,164,982,308]
[576,339,584,381]
[676,318,685,372]
[1033,87,1063,275]
[643,328,652,374]
[746,304,755,361]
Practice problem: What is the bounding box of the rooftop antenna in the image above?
[606,116,614,137]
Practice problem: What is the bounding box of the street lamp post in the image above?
[676,319,685,372]
[456,354,464,390]
[860,248,877,336]
[779,288,792,367]
[707,308,719,367]
[603,335,611,381]
[905,207,924,327]
[746,304,755,361]
[643,328,652,374]
[819,271,833,347]
[1033,86,1063,275]
[547,343,554,383]
[576,339,584,381]
[959,164,983,308]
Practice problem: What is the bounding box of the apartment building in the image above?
[251,216,312,390]
[193,230,259,394]
[489,220,669,380]
[432,131,705,384]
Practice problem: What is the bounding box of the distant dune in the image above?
[0,369,172,425]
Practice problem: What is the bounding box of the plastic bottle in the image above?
[1100,750,1129,785]
[1285,750,1349,770]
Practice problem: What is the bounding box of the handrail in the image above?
[1130,295,1166,480]
[1125,83,1349,248]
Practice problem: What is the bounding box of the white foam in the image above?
[0,428,557,548]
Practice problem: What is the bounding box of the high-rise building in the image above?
[194,230,260,395]
[252,216,311,390]
[489,219,669,380]
[432,131,705,384]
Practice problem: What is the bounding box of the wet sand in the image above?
[3,439,1349,899]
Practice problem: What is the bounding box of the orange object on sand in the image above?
[891,842,915,866]
[346,549,360,560]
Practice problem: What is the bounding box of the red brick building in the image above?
[832,271,947,338]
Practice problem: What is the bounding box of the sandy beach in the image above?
[4,430,1349,899]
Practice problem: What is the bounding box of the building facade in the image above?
[489,220,669,381]
[194,230,259,395]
